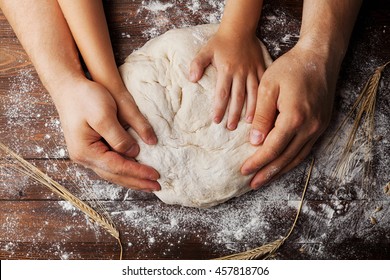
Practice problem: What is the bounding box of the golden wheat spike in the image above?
[331,60,390,184]
[0,141,123,260]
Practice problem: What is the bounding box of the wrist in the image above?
[296,35,346,68]
[217,20,258,43]
[46,73,86,106]
[219,0,262,39]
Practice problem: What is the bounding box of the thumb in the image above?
[93,114,140,158]
[250,81,279,145]
[189,48,213,82]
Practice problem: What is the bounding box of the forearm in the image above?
[299,0,362,63]
[0,0,84,100]
[219,0,263,38]
[57,0,125,95]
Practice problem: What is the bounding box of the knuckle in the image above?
[308,119,323,135]
[266,148,280,161]
[248,83,258,95]
[234,91,245,104]
[289,114,305,130]
[111,138,132,154]
[216,88,230,101]
[221,63,234,75]
[90,114,110,131]
[258,81,273,96]
[108,160,127,176]
[235,67,246,77]
[253,114,273,128]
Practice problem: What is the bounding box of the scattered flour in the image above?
[136,0,225,40]
[141,1,174,12]
[58,201,76,212]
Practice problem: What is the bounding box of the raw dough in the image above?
[119,24,272,208]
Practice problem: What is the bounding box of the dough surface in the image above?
[120,24,272,208]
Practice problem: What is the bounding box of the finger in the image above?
[245,73,259,123]
[70,139,161,192]
[189,49,213,82]
[213,70,232,123]
[91,113,140,158]
[84,141,160,180]
[119,95,158,145]
[241,115,296,175]
[277,137,318,177]
[249,80,279,145]
[250,137,316,189]
[227,76,246,130]
[90,145,161,192]
[95,167,161,192]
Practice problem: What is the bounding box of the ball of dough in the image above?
[119,24,272,208]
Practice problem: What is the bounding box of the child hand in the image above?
[241,42,339,188]
[189,31,266,130]
[55,79,161,192]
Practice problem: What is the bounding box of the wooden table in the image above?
[1,0,389,260]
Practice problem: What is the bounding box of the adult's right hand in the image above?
[55,79,161,192]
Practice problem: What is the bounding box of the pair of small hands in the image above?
[59,32,335,192]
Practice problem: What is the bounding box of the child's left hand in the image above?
[189,30,266,130]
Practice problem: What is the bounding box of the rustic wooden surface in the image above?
[1,0,389,260]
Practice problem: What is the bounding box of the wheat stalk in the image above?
[327,61,390,185]
[215,158,315,260]
[0,141,123,260]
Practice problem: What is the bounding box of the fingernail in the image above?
[189,71,197,82]
[250,129,264,145]
[242,168,250,176]
[149,172,160,181]
[253,183,263,190]
[227,122,237,131]
[241,166,253,176]
[214,116,222,124]
[246,115,253,123]
[147,135,158,145]
[125,144,140,157]
[151,182,161,191]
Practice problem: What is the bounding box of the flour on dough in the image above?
[119,24,272,208]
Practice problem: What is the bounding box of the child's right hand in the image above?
[189,29,266,130]
[55,79,161,192]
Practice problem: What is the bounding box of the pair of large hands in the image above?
[58,33,335,192]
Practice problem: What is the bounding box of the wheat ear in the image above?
[215,158,315,260]
[327,61,389,184]
[0,141,123,260]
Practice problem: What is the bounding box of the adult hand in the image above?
[189,30,266,130]
[56,79,161,192]
[241,42,339,188]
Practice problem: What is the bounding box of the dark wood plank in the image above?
[1,199,389,259]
